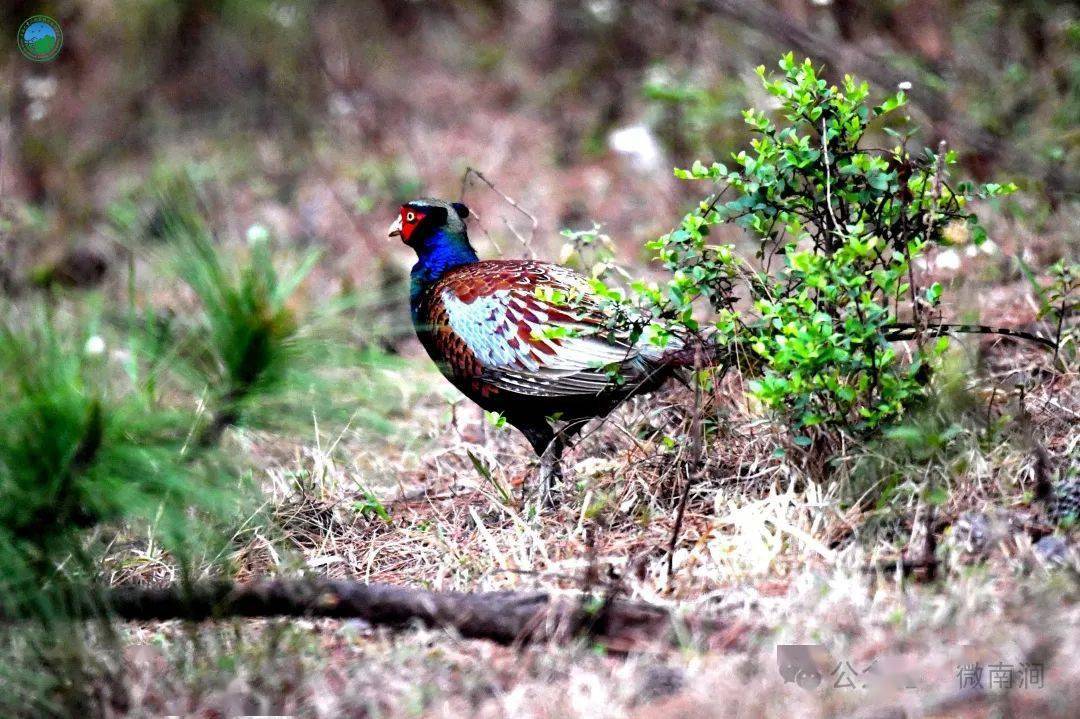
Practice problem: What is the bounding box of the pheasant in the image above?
[390,198,709,504]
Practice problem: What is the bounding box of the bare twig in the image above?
[884,322,1057,350]
[925,139,948,240]
[822,117,840,240]
[901,501,939,582]
[861,556,940,577]
[459,167,539,258]
[667,345,705,582]
[985,385,998,431]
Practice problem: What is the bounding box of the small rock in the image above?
[950,511,996,557]
[32,247,108,289]
[635,664,685,704]
[1033,535,1070,565]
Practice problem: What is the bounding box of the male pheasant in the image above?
[390,198,709,504]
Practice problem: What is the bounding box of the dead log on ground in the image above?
[99,579,731,650]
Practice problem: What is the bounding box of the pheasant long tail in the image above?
[884,322,1057,350]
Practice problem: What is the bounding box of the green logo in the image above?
[17,15,63,62]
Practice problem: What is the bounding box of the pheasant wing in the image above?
[430,261,659,398]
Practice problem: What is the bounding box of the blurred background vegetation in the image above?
[0,1,1076,299]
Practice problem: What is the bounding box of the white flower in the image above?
[84,335,106,357]
[644,65,674,88]
[28,101,47,122]
[587,0,615,22]
[271,2,298,27]
[935,249,961,271]
[608,124,663,172]
[246,224,270,245]
[898,81,913,91]
[22,76,57,99]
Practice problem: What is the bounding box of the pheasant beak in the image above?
[388,214,403,239]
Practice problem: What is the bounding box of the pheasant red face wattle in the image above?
[389,206,426,245]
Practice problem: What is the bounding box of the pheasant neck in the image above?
[410,229,478,310]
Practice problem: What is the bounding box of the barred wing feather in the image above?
[436,263,661,398]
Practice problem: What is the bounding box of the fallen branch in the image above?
[81,579,724,649]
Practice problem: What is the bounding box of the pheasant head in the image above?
[390,198,479,308]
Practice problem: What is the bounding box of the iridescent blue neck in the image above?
[409,228,479,313]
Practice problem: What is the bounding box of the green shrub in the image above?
[1023,258,1079,366]
[594,54,1018,437]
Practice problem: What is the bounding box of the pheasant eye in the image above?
[406,211,416,222]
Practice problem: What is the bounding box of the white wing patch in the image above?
[440,289,521,367]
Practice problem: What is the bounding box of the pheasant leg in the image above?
[538,437,565,508]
